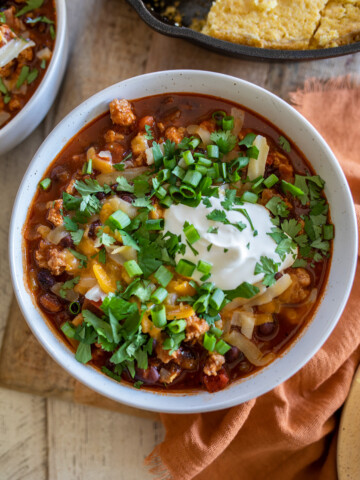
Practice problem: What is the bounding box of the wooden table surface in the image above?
[0,1,359,478]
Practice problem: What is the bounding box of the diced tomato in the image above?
[203,368,229,393]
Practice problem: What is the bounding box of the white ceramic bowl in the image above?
[9,70,358,413]
[0,0,68,155]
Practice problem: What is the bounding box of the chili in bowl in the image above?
[0,0,67,155]
[10,70,357,413]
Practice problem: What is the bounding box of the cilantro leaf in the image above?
[206,209,227,223]
[163,139,176,157]
[278,136,291,153]
[202,197,212,208]
[239,133,256,148]
[254,256,280,287]
[276,237,295,261]
[144,124,153,140]
[207,226,218,234]
[292,259,307,268]
[79,194,101,215]
[132,197,153,209]
[118,230,140,251]
[83,310,114,343]
[69,248,88,268]
[265,197,289,218]
[16,0,44,17]
[101,366,122,382]
[75,179,104,196]
[70,229,84,246]
[63,192,82,211]
[281,219,302,239]
[97,231,116,247]
[75,342,92,364]
[63,216,78,232]
[221,189,237,211]
[116,176,134,193]
[210,130,237,153]
[224,282,260,300]
[59,276,80,299]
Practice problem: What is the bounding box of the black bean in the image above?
[37,269,56,290]
[135,366,160,385]
[88,220,101,240]
[60,234,74,249]
[225,346,241,364]
[96,192,106,200]
[274,272,283,281]
[116,191,134,203]
[258,322,276,337]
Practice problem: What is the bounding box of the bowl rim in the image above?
[0,0,67,139]
[9,70,358,413]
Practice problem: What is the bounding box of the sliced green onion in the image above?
[222,115,234,131]
[323,224,334,240]
[124,260,143,277]
[160,196,173,208]
[183,170,202,188]
[281,180,305,197]
[182,150,195,166]
[169,185,183,202]
[27,68,38,85]
[197,157,212,167]
[106,210,131,230]
[251,177,264,194]
[154,265,173,287]
[195,164,208,176]
[0,78,7,94]
[189,137,200,149]
[184,223,200,244]
[151,287,168,304]
[167,319,187,334]
[151,304,167,328]
[39,178,51,190]
[197,260,212,274]
[40,59,46,69]
[200,273,211,282]
[145,219,164,230]
[209,288,225,310]
[220,162,227,179]
[207,144,219,159]
[179,184,196,198]
[61,321,76,338]
[86,159,93,174]
[193,293,210,313]
[207,167,217,179]
[210,325,223,338]
[215,339,231,355]
[212,110,226,125]
[264,174,279,188]
[239,133,256,148]
[172,165,186,179]
[203,332,216,352]
[163,157,176,169]
[200,282,215,293]
[69,301,81,315]
[157,169,171,183]
[247,145,259,159]
[176,259,196,277]
[241,191,258,204]
[16,65,29,89]
[155,186,167,200]
[199,176,212,193]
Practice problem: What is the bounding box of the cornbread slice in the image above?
[202,0,328,49]
[312,1,360,47]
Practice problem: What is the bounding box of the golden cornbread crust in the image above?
[202,0,360,49]
[312,1,360,47]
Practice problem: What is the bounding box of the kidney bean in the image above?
[116,191,134,203]
[274,272,283,281]
[50,165,70,183]
[256,321,279,341]
[37,269,56,290]
[39,293,62,313]
[135,366,160,385]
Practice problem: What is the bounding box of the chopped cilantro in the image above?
[69,249,88,268]
[70,229,84,246]
[144,124,153,140]
[16,0,44,17]
[59,276,80,299]
[278,135,291,153]
[254,256,280,287]
[265,197,289,218]
[75,179,104,196]
[224,281,260,301]
[210,130,237,153]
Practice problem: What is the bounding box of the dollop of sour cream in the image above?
[164,194,296,290]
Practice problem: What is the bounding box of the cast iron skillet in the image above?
[127,0,360,61]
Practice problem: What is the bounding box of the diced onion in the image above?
[0,37,35,68]
[247,274,292,307]
[46,226,68,245]
[186,125,212,146]
[145,147,154,165]
[247,135,269,181]
[96,166,148,186]
[231,311,256,339]
[230,107,245,137]
[51,282,79,302]
[85,284,107,302]
[107,196,137,218]
[224,330,275,367]
[98,150,112,160]
[36,47,52,61]
[105,245,137,265]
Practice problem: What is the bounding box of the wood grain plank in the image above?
[48,398,164,480]
[0,388,47,480]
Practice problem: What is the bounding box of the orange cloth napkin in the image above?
[146,77,360,480]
